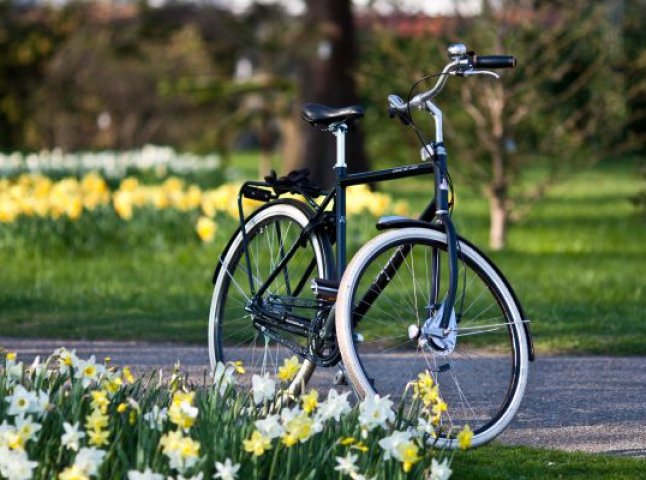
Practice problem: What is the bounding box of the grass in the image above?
[0,154,644,355]
[452,443,646,479]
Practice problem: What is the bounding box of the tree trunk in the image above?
[487,186,508,251]
[283,0,369,189]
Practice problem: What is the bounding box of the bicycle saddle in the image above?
[301,103,364,128]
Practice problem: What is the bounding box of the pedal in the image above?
[311,278,338,301]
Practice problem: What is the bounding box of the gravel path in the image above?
[2,337,645,457]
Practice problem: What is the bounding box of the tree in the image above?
[283,0,369,189]
[361,0,628,249]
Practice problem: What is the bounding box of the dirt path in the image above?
[2,337,645,457]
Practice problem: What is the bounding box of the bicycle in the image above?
[208,43,534,447]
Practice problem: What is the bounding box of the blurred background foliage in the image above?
[1,0,645,248]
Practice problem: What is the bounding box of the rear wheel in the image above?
[209,200,332,394]
[336,227,528,447]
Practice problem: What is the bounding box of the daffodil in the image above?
[315,389,351,422]
[73,446,106,476]
[143,406,168,431]
[127,468,164,480]
[335,452,359,476]
[301,389,319,414]
[457,424,473,450]
[61,422,85,452]
[277,356,301,382]
[281,413,314,446]
[429,457,453,480]
[90,390,109,414]
[396,440,420,473]
[251,373,275,405]
[87,428,110,447]
[5,385,36,417]
[75,356,104,388]
[0,449,38,480]
[213,458,240,480]
[254,414,283,439]
[358,394,395,432]
[160,431,200,473]
[196,216,217,242]
[14,415,41,443]
[243,430,272,456]
[168,391,198,432]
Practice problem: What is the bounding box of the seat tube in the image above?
[333,124,348,280]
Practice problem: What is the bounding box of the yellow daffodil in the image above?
[301,389,319,414]
[195,216,217,242]
[457,424,473,450]
[87,428,110,447]
[59,465,90,480]
[396,440,420,473]
[277,356,301,382]
[90,391,109,414]
[243,431,272,456]
[85,409,109,432]
[122,366,135,384]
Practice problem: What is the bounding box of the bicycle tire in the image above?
[209,199,333,395]
[336,227,529,447]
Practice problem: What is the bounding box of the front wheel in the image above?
[336,227,529,447]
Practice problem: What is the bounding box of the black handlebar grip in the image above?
[473,55,517,69]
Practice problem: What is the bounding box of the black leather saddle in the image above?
[301,103,364,128]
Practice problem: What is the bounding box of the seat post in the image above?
[332,123,348,279]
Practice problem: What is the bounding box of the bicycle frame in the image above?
[235,147,459,359]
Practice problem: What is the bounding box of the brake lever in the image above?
[457,69,501,79]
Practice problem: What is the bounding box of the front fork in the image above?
[426,145,458,330]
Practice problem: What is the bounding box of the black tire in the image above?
[208,200,333,394]
[336,228,529,447]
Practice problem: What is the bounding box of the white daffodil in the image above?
[127,467,164,480]
[4,354,23,388]
[211,362,236,395]
[54,347,78,375]
[335,452,359,476]
[61,422,85,452]
[74,446,106,476]
[27,356,47,379]
[251,373,275,404]
[428,458,453,480]
[213,458,241,480]
[0,420,13,448]
[316,389,351,422]
[358,394,395,432]
[75,355,105,388]
[32,390,50,418]
[416,417,437,441]
[143,406,168,431]
[0,446,37,480]
[378,430,412,460]
[255,414,283,439]
[14,415,41,442]
[6,385,37,417]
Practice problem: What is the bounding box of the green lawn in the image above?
[452,443,646,479]
[0,155,644,354]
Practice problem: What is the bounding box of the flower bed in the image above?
[0,350,469,479]
[0,173,410,250]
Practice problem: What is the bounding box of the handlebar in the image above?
[473,55,516,69]
[387,43,517,116]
